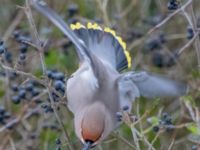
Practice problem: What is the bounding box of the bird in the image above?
[31,1,187,149]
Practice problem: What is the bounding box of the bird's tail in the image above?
[70,22,131,72]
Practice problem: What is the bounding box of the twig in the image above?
[131,127,141,150]
[167,138,175,150]
[24,0,46,74]
[111,132,136,149]
[96,0,110,26]
[47,89,75,150]
[2,10,24,41]
[187,3,200,70]
[177,31,199,55]
[119,0,137,18]
[24,2,74,149]
[147,0,192,35]
[9,136,17,150]
[0,135,9,150]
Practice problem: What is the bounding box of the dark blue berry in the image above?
[9,72,17,80]
[12,30,20,39]
[18,89,26,99]
[152,52,164,68]
[52,72,65,81]
[162,112,169,120]
[187,26,194,40]
[68,4,78,17]
[45,106,53,113]
[20,43,28,53]
[54,80,65,91]
[12,95,21,104]
[116,112,122,122]
[0,40,6,54]
[31,88,40,97]
[41,103,48,109]
[55,138,61,145]
[46,70,53,79]
[122,105,129,111]
[152,126,159,132]
[159,33,166,44]
[26,83,34,92]
[11,84,18,92]
[145,38,161,51]
[4,51,12,63]
[165,118,172,125]
[166,54,176,67]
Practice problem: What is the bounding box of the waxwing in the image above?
[32,1,187,149]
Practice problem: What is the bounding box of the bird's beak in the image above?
[82,141,93,150]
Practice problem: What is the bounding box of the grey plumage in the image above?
[31,0,187,149]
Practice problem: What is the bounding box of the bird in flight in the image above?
[31,1,187,149]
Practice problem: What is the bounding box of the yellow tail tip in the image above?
[70,22,132,69]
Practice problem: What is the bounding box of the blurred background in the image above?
[0,0,199,149]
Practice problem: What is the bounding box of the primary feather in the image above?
[70,22,131,72]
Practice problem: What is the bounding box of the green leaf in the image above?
[186,123,200,135]
[147,116,159,125]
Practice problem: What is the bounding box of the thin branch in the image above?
[177,31,199,55]
[96,0,110,26]
[111,132,136,149]
[47,89,75,150]
[9,136,17,150]
[24,0,46,74]
[3,10,24,41]
[147,0,192,35]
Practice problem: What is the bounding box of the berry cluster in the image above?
[67,4,78,17]
[11,80,40,104]
[152,51,178,68]
[12,30,31,65]
[0,40,13,64]
[41,103,54,113]
[55,138,62,150]
[46,69,66,96]
[152,112,174,133]
[168,0,179,10]
[143,33,179,68]
[0,105,11,125]
[144,33,166,51]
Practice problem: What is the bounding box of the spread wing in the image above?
[121,71,187,98]
[31,0,95,67]
[118,71,187,111]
